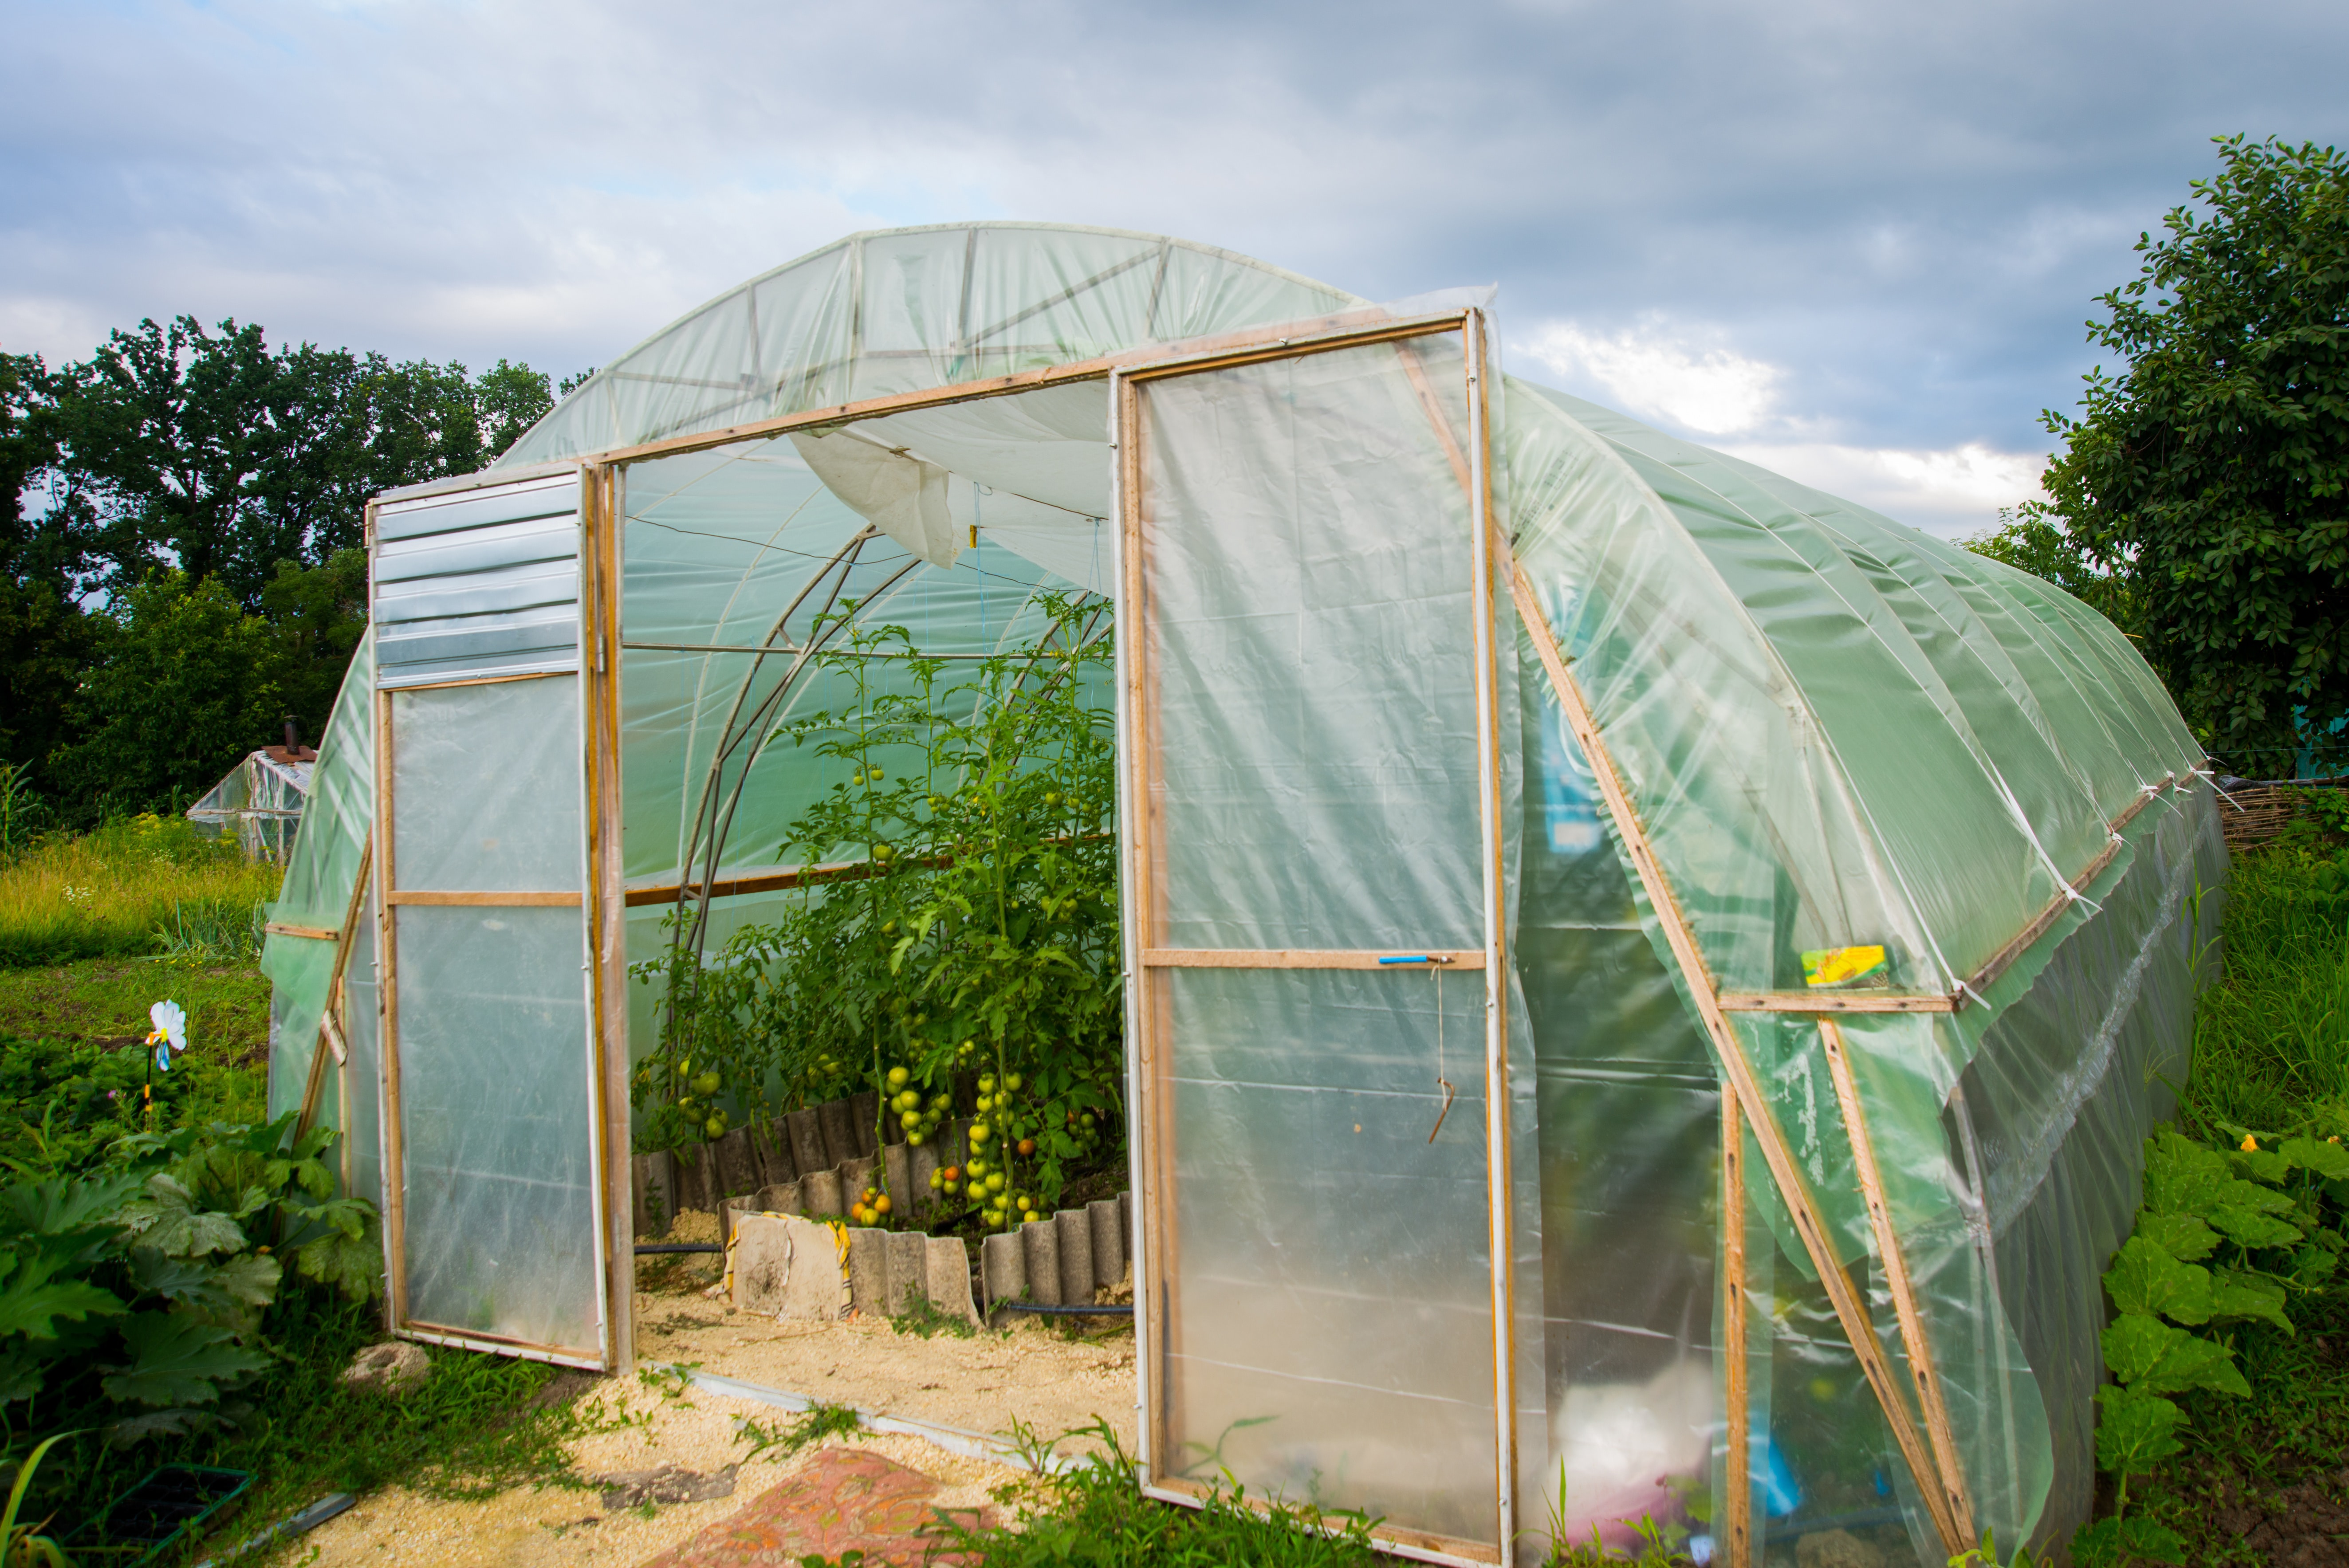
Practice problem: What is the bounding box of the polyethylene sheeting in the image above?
[1135,334,1538,1550]
[1507,374,2215,1556]
[387,675,599,1356]
[501,224,1360,466]
[262,630,375,1124]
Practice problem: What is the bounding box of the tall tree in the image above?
[51,318,569,608]
[2039,136,2349,775]
[0,352,96,775]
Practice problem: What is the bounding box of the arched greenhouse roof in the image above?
[499,222,1364,465]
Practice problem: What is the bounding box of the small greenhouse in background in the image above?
[186,734,315,861]
[259,223,2222,1567]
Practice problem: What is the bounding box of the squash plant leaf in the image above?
[2104,1236,2212,1324]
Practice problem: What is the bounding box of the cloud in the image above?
[4,0,2349,472]
[1714,440,2048,538]
[1519,319,1786,436]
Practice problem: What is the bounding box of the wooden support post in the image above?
[1820,1017,1976,1543]
[1506,555,1969,1558]
[1723,1088,1753,1568]
[583,459,635,1375]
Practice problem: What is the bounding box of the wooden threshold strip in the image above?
[1141,947,1486,971]
[264,921,339,941]
[386,890,582,907]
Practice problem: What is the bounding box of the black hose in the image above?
[996,1301,1133,1316]
[636,1243,725,1254]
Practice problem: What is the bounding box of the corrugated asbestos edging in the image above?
[373,474,582,687]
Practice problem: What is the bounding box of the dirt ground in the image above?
[295,1219,1137,1567]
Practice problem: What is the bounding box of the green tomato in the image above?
[887,1065,909,1088]
[985,1172,1004,1193]
[900,1110,921,1129]
[692,1071,721,1096]
[1003,1073,1023,1091]
[704,1113,727,1139]
[970,1122,991,1142]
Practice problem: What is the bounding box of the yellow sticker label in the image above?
[1802,945,1888,988]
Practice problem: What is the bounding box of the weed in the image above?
[732,1401,862,1464]
[924,1419,1384,1568]
[887,1292,977,1340]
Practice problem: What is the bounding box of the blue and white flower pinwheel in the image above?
[147,999,188,1072]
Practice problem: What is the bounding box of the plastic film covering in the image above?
[388,675,598,1356]
[394,904,598,1352]
[1939,783,2227,1544]
[1517,666,1724,1552]
[619,424,1094,896]
[263,631,375,1124]
[500,224,1361,466]
[389,677,582,892]
[186,749,311,861]
[342,885,383,1212]
[1136,333,1528,1550]
[1507,375,2215,1559]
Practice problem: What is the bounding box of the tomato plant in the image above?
[633,592,1124,1219]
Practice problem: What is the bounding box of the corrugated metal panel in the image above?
[374,475,580,688]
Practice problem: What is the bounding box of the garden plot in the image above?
[635,1204,1138,1464]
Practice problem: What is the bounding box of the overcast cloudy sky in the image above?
[6,0,2347,535]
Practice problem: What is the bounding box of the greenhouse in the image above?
[259,222,2222,1567]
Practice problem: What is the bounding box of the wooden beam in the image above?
[385,889,582,907]
[1462,310,1519,1557]
[265,921,339,942]
[1505,553,1968,1556]
[1720,991,1956,1014]
[589,306,1469,468]
[582,459,636,1377]
[1722,1088,1752,1568]
[1820,1017,1977,1544]
[1141,947,1487,970]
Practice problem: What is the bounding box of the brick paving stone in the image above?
[635,1446,985,1567]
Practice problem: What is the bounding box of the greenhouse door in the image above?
[1116,312,1514,1564]
[370,472,616,1370]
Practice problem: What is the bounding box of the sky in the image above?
[5,0,2348,537]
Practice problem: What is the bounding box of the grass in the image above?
[0,959,271,1172]
[0,816,280,969]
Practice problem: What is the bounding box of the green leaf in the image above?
[295,1229,382,1301]
[2069,1517,2126,1568]
[2093,1386,2188,1475]
[118,1175,248,1257]
[99,1312,270,1407]
[2105,1236,2213,1324]
[2143,1132,2231,1217]
[2209,1268,2293,1331]
[2236,1148,2293,1185]
[2282,1136,2349,1180]
[0,1250,125,1340]
[2121,1518,2188,1565]
[2136,1210,2220,1262]
[2101,1313,2251,1396]
[2208,1202,2304,1249]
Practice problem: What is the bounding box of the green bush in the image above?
[0,1112,378,1459]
